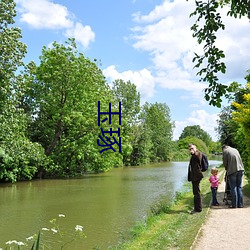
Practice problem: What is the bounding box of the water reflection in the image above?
[0,160,221,249]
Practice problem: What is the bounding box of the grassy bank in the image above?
[111,169,225,250]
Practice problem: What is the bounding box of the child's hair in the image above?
[211,167,218,175]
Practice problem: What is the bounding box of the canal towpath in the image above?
[192,173,250,250]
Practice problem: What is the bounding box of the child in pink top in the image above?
[209,168,220,206]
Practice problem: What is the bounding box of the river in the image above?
[0,160,222,249]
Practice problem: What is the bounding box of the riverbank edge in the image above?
[110,168,225,250]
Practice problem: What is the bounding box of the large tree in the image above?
[0,0,47,182]
[229,74,250,176]
[178,136,209,156]
[190,0,250,107]
[24,39,123,175]
[0,0,27,108]
[179,125,212,146]
[111,79,140,165]
[216,106,240,147]
[139,102,174,162]
[112,79,140,125]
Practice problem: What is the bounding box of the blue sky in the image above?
[14,0,250,141]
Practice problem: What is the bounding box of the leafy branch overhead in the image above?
[190,0,250,107]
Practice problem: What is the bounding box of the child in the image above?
[209,168,220,206]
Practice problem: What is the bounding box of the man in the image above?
[188,143,204,214]
[222,144,244,208]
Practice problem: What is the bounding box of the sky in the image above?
[14,0,250,141]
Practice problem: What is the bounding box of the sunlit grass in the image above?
[111,173,219,250]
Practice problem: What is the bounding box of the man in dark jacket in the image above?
[188,143,204,214]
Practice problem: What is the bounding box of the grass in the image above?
[111,169,225,250]
[243,178,250,197]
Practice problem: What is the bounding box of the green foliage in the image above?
[31,231,40,250]
[139,102,174,162]
[215,72,250,177]
[0,0,27,108]
[111,79,140,165]
[23,39,124,175]
[189,0,250,107]
[171,148,190,161]
[178,136,209,156]
[216,106,240,147]
[130,123,153,165]
[230,78,250,177]
[0,0,48,182]
[179,125,212,146]
[112,79,140,124]
[0,108,50,182]
[209,141,222,154]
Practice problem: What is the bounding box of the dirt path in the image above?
[192,174,250,250]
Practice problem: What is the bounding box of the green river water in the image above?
[0,160,221,249]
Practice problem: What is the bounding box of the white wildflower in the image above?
[58,214,65,217]
[51,228,58,233]
[75,225,83,231]
[26,236,34,241]
[17,242,25,246]
[6,240,17,245]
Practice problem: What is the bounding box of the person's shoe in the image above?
[190,209,201,214]
[212,203,220,206]
[238,205,243,208]
[228,205,236,208]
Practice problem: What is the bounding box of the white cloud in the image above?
[65,22,95,48]
[16,0,95,48]
[16,0,73,29]
[215,7,250,81]
[173,110,219,141]
[129,0,209,104]
[130,0,250,96]
[103,65,155,103]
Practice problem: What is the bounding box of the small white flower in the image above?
[51,228,58,233]
[42,227,50,231]
[75,225,83,231]
[6,240,17,245]
[17,241,25,246]
[58,214,65,217]
[26,236,34,241]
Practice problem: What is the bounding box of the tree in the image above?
[111,79,140,165]
[216,72,250,149]
[190,0,250,107]
[216,106,240,147]
[214,72,250,176]
[0,0,48,183]
[139,102,174,162]
[24,39,123,175]
[179,125,212,146]
[231,79,250,176]
[112,79,140,125]
[178,136,209,156]
[0,0,27,109]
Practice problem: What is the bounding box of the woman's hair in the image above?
[211,167,218,174]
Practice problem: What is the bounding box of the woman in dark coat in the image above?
[188,143,204,214]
